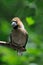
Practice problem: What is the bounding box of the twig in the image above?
[0,41,10,47]
[0,41,26,52]
[0,41,15,50]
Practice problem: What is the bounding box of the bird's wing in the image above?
[23,32,28,48]
[18,28,28,48]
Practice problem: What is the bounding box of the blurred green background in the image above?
[0,0,43,65]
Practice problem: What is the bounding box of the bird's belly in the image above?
[12,32,26,46]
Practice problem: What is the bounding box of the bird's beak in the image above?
[11,22,18,29]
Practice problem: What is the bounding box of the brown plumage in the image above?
[10,17,28,55]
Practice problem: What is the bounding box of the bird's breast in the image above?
[12,29,26,46]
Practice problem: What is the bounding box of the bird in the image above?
[9,17,28,55]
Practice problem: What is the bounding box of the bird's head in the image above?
[11,17,19,29]
[11,17,24,29]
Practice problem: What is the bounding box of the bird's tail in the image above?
[17,51,23,56]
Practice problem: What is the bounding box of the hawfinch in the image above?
[9,17,28,55]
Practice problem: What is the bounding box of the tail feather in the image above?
[18,51,23,56]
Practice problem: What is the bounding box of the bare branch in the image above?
[0,41,19,51]
[0,41,26,52]
[0,41,10,47]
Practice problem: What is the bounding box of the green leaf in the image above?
[26,17,35,26]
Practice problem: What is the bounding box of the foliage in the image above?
[0,0,43,65]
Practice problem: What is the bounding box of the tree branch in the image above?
[0,41,11,48]
[0,41,26,52]
[0,41,19,51]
